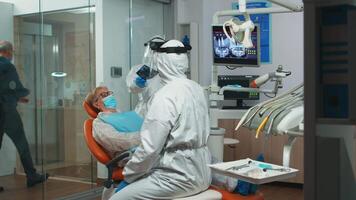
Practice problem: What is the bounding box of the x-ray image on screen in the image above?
[212,25,259,66]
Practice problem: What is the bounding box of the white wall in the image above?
[0,1,17,176]
[3,0,95,16]
[176,0,304,98]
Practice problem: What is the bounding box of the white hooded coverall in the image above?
[109,40,212,200]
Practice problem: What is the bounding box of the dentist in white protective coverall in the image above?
[109,39,212,200]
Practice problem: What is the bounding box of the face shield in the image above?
[125,36,164,93]
[142,36,165,71]
[136,64,159,80]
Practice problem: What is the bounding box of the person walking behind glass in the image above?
[0,40,48,189]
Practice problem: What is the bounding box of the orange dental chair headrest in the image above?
[83,100,99,118]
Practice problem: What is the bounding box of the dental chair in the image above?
[83,101,130,188]
[83,101,263,200]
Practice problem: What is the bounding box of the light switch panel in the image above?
[111,66,122,78]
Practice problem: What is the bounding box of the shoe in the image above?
[27,173,49,188]
[0,186,3,192]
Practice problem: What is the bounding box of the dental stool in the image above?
[83,101,128,188]
[174,187,264,200]
[174,189,222,200]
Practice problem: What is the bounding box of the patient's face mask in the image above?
[102,95,117,109]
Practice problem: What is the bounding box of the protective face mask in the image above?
[103,95,117,109]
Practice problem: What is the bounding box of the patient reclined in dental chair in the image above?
[86,86,142,166]
[93,112,141,163]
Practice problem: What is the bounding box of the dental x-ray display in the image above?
[213,25,259,66]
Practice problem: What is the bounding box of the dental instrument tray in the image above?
[208,158,298,184]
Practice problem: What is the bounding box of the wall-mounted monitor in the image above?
[212,25,260,67]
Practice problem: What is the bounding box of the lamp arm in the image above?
[268,0,303,12]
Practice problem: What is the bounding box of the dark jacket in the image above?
[0,56,29,107]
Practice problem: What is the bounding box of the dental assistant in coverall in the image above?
[109,39,212,199]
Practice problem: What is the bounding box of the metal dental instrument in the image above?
[242,106,262,127]
[241,86,303,128]
[258,89,303,117]
[255,101,293,138]
[265,97,303,128]
[234,84,303,131]
[255,97,302,138]
[262,167,291,172]
[235,90,288,132]
[234,107,255,132]
[226,160,253,171]
[238,102,279,131]
[258,92,302,117]
[255,105,284,139]
[242,96,288,128]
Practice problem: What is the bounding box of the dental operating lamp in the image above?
[208,0,303,163]
[221,0,303,49]
[269,0,304,12]
[222,0,255,48]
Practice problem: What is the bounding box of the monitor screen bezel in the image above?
[212,24,261,67]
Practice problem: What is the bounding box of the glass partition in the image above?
[1,0,173,199]
[38,5,97,198]
[39,7,96,182]
[0,1,43,199]
[11,4,97,199]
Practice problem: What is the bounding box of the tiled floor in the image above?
[46,163,96,181]
[0,174,97,200]
[0,175,303,200]
[259,182,303,200]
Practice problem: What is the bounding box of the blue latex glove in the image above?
[115,181,129,193]
[235,181,250,196]
[135,76,147,88]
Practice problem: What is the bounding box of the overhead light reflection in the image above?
[51,72,67,77]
